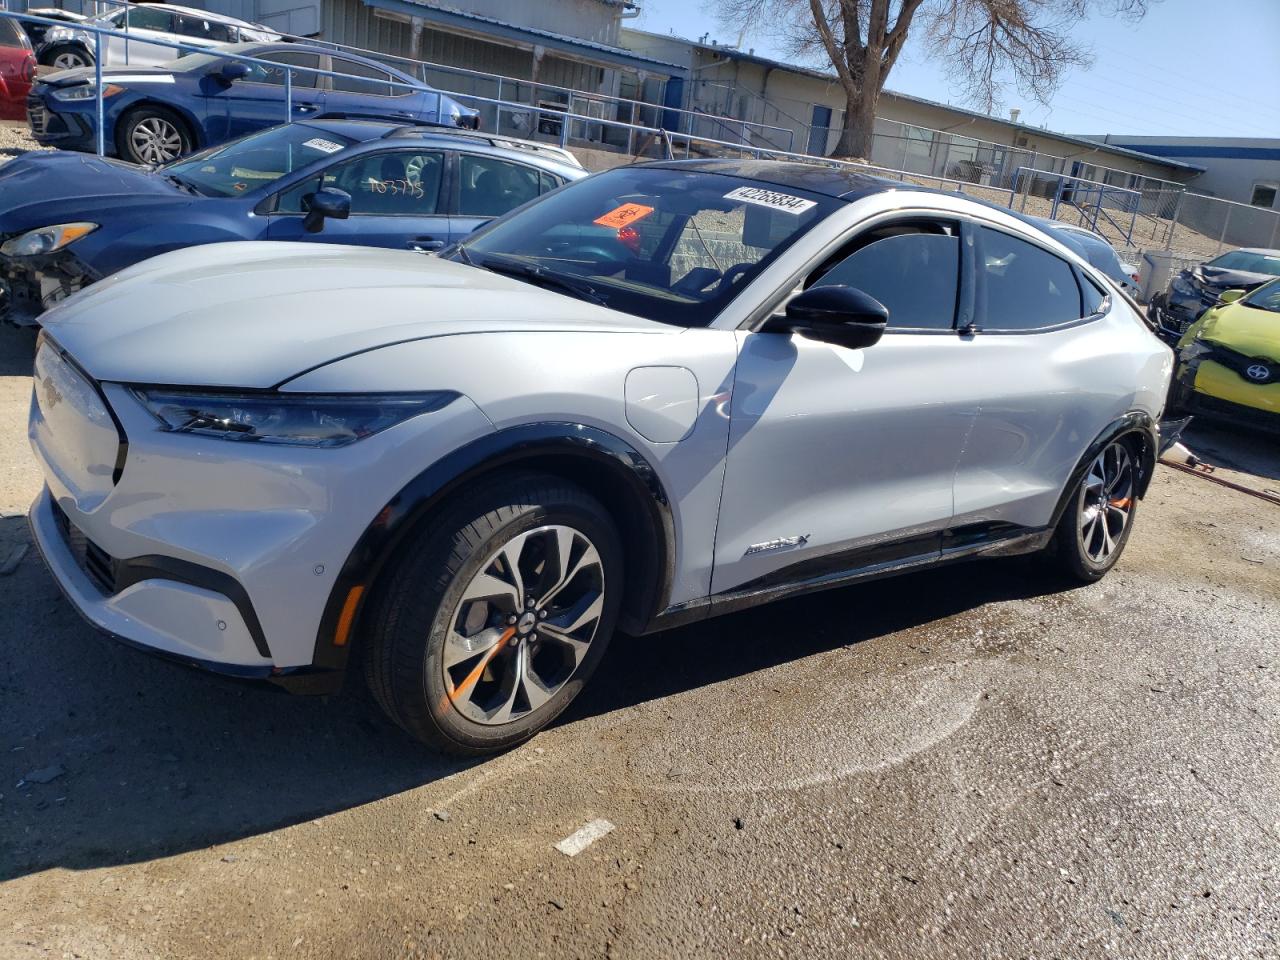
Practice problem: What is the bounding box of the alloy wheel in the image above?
[53,51,89,69]
[442,524,605,726]
[129,116,183,165]
[1077,441,1134,563]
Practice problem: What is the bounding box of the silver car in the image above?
[27,160,1174,753]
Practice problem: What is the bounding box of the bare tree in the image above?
[713,0,1150,159]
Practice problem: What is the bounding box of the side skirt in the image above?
[637,525,1053,635]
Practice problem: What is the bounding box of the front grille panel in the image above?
[52,501,118,595]
[1206,344,1280,385]
[26,97,47,136]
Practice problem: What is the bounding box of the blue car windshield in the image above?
[458,167,840,327]
[162,124,355,198]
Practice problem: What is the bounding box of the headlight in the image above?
[51,83,123,102]
[130,390,458,447]
[0,222,97,257]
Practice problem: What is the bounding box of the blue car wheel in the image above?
[117,105,194,165]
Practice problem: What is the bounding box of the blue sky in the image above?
[631,0,1280,138]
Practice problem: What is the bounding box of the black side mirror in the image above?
[217,61,250,83]
[301,188,352,233]
[766,285,889,350]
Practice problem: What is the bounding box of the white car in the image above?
[38,3,279,70]
[28,161,1173,753]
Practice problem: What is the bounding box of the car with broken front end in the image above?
[0,119,582,326]
[28,160,1174,754]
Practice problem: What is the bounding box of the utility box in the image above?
[1140,249,1180,302]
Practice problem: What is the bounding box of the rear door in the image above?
[451,152,552,242]
[322,55,426,121]
[201,50,325,142]
[266,147,451,250]
[950,224,1127,534]
[172,13,237,56]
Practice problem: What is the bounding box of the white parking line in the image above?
[555,819,614,856]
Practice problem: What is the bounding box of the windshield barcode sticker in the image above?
[302,138,344,154]
[724,186,816,214]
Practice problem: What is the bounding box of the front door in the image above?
[711,219,979,594]
[267,147,451,250]
[201,51,326,144]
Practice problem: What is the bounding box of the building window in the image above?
[1250,183,1278,209]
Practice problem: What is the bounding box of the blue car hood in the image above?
[0,152,191,234]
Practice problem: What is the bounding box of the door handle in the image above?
[294,103,317,113]
[408,237,445,252]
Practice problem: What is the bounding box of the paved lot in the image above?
[1,323,1277,960]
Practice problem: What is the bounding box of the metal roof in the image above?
[360,0,686,75]
[627,30,1204,175]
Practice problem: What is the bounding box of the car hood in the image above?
[41,242,673,388]
[39,63,181,88]
[0,152,187,233]
[1199,303,1280,361]
[1193,266,1277,294]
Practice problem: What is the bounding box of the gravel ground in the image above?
[0,322,1278,959]
[0,123,42,158]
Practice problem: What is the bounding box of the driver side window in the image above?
[808,220,961,331]
[275,151,444,216]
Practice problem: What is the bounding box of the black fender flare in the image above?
[1048,411,1158,530]
[310,422,675,672]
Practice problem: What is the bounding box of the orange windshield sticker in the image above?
[594,202,655,229]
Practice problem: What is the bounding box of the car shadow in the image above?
[1183,419,1280,483]
[1,515,1076,883]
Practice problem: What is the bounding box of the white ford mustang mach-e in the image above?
[29,160,1173,752]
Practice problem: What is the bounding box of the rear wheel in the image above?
[363,472,622,754]
[116,106,192,165]
[40,44,92,70]
[1051,439,1139,582]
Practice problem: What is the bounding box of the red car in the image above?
[0,17,36,123]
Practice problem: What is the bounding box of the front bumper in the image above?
[28,338,496,682]
[1174,354,1280,431]
[26,93,98,151]
[0,251,97,327]
[1151,289,1214,343]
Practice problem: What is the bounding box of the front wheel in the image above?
[40,44,92,70]
[362,472,622,754]
[1051,439,1139,582]
[116,106,193,165]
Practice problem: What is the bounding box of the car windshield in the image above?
[457,167,840,326]
[1205,250,1280,276]
[1242,280,1280,314]
[161,124,355,197]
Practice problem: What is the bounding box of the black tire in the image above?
[39,43,92,69]
[115,105,194,166]
[362,471,623,755]
[1051,437,1140,583]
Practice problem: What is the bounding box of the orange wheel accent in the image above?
[447,627,516,705]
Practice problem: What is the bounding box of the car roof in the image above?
[104,3,265,28]
[640,158,905,201]
[383,126,582,168]
[294,119,586,176]
[226,42,420,82]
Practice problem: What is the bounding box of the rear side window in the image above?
[0,18,26,48]
[811,228,961,330]
[458,155,541,217]
[1081,275,1107,315]
[977,227,1081,330]
[330,58,394,96]
[539,171,563,194]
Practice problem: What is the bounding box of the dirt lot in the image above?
[0,321,1278,960]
